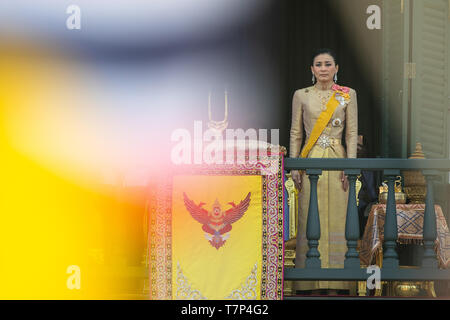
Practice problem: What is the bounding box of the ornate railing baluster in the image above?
[282,158,450,290]
[422,170,439,268]
[305,169,322,268]
[383,170,400,268]
[344,169,361,268]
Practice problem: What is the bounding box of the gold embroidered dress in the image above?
[289,83,358,290]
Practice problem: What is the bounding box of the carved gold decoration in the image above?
[404,185,427,204]
[285,173,298,240]
[283,250,296,296]
[225,264,258,300]
[394,282,421,296]
[392,280,436,297]
[379,192,407,204]
[391,266,437,297]
[356,176,362,206]
[176,262,207,300]
[358,281,367,296]
[378,176,403,194]
[379,176,407,204]
[402,142,427,203]
[284,250,296,268]
[422,281,437,298]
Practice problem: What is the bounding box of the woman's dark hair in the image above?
[311,48,338,66]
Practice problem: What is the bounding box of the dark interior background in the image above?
[203,0,384,158]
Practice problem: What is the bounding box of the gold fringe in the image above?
[397,238,423,245]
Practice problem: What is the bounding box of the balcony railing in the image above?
[283,158,450,296]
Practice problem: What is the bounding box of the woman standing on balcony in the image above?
[290,48,358,295]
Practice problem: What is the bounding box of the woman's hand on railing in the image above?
[341,171,349,192]
[291,170,302,191]
[291,170,348,191]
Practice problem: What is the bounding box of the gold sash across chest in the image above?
[300,92,341,158]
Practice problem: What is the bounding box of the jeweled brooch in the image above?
[317,135,331,149]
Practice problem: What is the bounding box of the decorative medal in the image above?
[332,118,342,127]
[332,84,350,106]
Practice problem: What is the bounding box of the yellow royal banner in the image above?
[149,151,285,300]
[173,175,262,299]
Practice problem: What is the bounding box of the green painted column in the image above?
[383,170,400,268]
[305,169,322,269]
[344,169,361,269]
[422,170,439,268]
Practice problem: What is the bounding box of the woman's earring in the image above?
[312,74,316,84]
[334,73,338,82]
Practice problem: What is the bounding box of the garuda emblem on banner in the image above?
[183,192,251,249]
